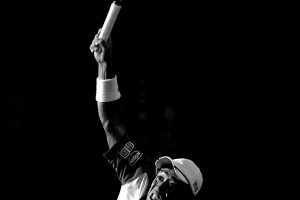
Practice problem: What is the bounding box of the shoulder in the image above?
[117,173,149,200]
[103,135,156,185]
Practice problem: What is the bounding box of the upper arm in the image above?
[97,100,127,148]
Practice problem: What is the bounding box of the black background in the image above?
[2,0,272,199]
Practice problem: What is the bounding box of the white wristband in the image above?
[96,75,121,102]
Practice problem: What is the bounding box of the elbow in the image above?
[103,120,127,142]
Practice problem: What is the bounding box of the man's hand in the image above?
[90,28,113,64]
[90,28,115,79]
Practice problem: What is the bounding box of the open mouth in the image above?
[149,192,163,200]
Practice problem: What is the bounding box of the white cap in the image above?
[155,156,203,196]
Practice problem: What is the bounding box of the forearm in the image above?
[97,62,127,148]
[97,61,115,80]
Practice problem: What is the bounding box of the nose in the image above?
[157,179,169,191]
[150,182,166,200]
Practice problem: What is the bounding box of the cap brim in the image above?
[155,156,189,185]
[155,156,174,174]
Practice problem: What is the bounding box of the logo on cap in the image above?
[193,181,199,192]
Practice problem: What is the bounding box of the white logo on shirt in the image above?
[119,142,134,159]
[129,150,143,166]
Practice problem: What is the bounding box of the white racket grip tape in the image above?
[96,76,121,102]
[99,2,122,41]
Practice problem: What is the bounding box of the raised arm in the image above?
[90,29,127,149]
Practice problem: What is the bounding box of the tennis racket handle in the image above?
[99,1,122,41]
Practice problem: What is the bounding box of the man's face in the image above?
[146,168,187,200]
